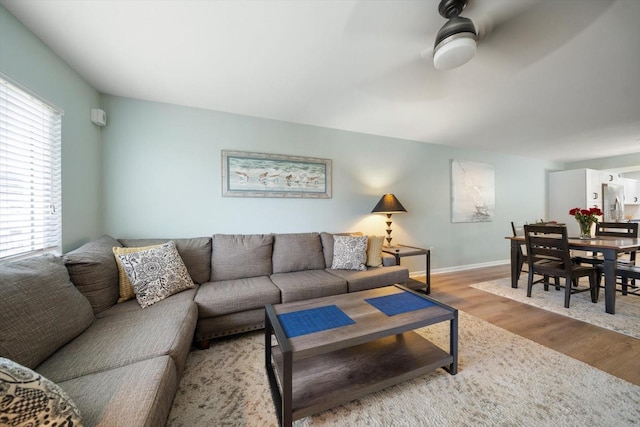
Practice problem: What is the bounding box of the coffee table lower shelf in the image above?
[268,330,453,422]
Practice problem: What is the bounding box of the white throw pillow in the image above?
[331,235,368,271]
[117,241,194,308]
[0,357,83,426]
[113,243,164,303]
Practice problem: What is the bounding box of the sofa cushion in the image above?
[320,231,362,268]
[270,270,347,303]
[366,235,386,267]
[63,234,122,314]
[36,298,197,383]
[331,235,368,271]
[0,254,94,369]
[96,286,198,319]
[116,242,195,309]
[195,277,281,317]
[113,244,164,302]
[327,265,410,293]
[272,232,325,273]
[211,234,273,281]
[59,356,177,427]
[119,237,211,284]
[0,357,83,426]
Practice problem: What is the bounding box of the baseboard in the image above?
[408,259,510,278]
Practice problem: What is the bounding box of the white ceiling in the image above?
[2,0,640,163]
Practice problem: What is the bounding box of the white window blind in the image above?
[0,76,62,261]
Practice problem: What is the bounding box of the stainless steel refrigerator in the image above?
[602,183,625,222]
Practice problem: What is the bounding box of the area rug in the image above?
[471,277,640,339]
[167,311,640,426]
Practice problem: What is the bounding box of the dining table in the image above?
[506,235,640,314]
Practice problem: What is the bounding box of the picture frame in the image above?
[221,150,332,198]
[451,159,495,223]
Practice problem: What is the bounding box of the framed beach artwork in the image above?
[221,150,332,198]
[451,159,495,223]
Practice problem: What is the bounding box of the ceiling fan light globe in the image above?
[433,33,476,70]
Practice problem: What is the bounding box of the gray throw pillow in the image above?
[331,235,368,271]
[0,357,83,426]
[63,234,122,314]
[116,241,195,308]
[0,254,94,369]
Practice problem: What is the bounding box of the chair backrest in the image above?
[511,221,525,237]
[524,224,572,274]
[595,222,639,238]
[597,222,639,263]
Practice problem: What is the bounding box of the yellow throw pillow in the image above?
[113,244,163,302]
[366,235,385,267]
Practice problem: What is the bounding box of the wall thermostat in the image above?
[90,108,107,127]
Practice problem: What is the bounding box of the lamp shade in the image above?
[371,194,407,214]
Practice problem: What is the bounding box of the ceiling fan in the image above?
[432,0,478,70]
[346,0,613,100]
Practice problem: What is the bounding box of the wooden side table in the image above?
[382,245,431,294]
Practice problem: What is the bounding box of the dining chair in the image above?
[574,222,638,293]
[524,224,599,308]
[512,220,563,282]
[511,221,524,238]
[575,222,638,263]
[511,221,528,276]
[597,264,640,296]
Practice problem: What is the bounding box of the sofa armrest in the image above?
[382,252,397,267]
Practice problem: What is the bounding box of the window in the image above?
[0,75,63,261]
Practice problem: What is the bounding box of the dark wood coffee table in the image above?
[265,285,458,426]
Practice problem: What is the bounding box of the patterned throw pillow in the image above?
[113,244,164,303]
[0,357,83,426]
[366,235,385,267]
[116,241,195,308]
[331,235,368,271]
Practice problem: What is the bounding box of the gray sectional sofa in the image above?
[194,232,409,347]
[0,231,410,426]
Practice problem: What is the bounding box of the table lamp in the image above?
[371,194,407,247]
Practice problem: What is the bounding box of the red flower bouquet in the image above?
[569,207,603,238]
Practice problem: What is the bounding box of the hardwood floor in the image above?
[413,265,640,386]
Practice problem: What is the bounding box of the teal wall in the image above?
[2,4,564,271]
[0,6,103,251]
[101,95,561,271]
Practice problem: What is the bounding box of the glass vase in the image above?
[578,220,593,239]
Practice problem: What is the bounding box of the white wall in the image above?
[101,95,560,272]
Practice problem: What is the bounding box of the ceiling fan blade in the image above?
[359,55,447,101]
[342,0,438,43]
[342,1,448,100]
[474,0,615,69]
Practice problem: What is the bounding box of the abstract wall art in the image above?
[451,159,495,223]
